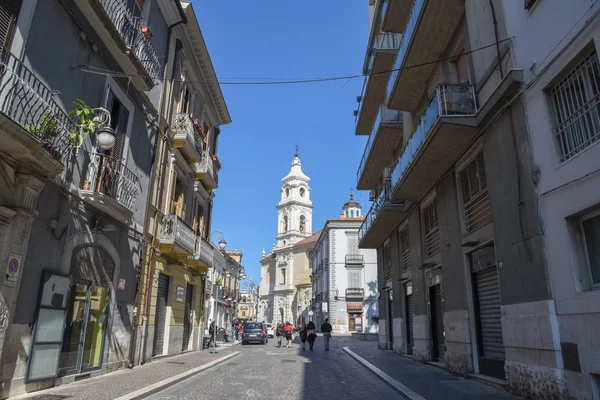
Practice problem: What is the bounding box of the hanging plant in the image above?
[68,99,101,147]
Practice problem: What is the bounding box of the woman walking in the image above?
[306,321,316,351]
[283,322,293,348]
[299,323,308,351]
[276,323,284,348]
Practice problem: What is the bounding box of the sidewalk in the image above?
[11,347,238,400]
[344,341,521,400]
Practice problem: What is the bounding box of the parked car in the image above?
[241,322,268,345]
[264,323,275,338]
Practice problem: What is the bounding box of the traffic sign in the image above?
[4,254,21,287]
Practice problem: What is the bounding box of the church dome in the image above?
[282,148,310,183]
[342,193,362,218]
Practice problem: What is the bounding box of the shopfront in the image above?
[347,303,363,332]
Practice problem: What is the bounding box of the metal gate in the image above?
[473,254,505,379]
[429,284,445,361]
[405,292,414,355]
[152,273,169,357]
[182,283,193,351]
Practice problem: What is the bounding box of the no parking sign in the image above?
[4,254,21,287]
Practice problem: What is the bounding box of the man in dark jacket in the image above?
[320,318,333,351]
[206,320,217,349]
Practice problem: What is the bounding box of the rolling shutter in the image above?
[474,266,504,360]
[152,273,169,356]
[430,284,445,361]
[405,293,414,355]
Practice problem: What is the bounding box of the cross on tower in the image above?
[350,187,354,197]
[295,144,299,157]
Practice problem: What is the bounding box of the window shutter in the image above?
[158,149,172,213]
[0,0,22,52]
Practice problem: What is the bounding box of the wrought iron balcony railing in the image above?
[98,0,161,78]
[160,214,197,254]
[345,254,364,264]
[83,152,140,211]
[0,50,74,164]
[359,184,405,242]
[172,113,204,156]
[197,237,214,266]
[346,288,365,299]
[390,83,477,192]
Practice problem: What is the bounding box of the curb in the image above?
[113,351,240,400]
[343,347,426,400]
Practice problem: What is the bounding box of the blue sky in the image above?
[195,1,370,285]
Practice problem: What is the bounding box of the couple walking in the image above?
[276,322,294,348]
[298,318,334,351]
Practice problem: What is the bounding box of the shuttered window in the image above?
[0,0,22,52]
[461,154,492,233]
[348,270,362,289]
[383,242,391,281]
[347,233,359,255]
[400,226,410,270]
[423,200,440,258]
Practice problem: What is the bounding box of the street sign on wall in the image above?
[4,254,21,287]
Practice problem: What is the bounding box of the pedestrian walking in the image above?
[306,321,316,351]
[235,319,242,341]
[276,323,284,348]
[320,318,333,351]
[283,322,293,348]
[299,323,307,351]
[206,320,217,349]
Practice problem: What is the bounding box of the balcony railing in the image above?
[345,254,364,264]
[386,0,426,100]
[160,214,197,255]
[83,152,140,211]
[0,50,74,164]
[346,288,365,299]
[172,113,204,157]
[357,106,402,182]
[197,237,214,266]
[391,84,477,191]
[359,184,401,241]
[98,0,161,78]
[196,151,219,187]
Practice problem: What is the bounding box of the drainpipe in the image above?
[138,2,187,365]
[489,0,504,79]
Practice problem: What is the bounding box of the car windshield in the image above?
[245,323,261,330]
[265,324,272,328]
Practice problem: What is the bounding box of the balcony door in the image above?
[0,0,22,56]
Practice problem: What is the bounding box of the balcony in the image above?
[381,0,413,33]
[357,106,403,190]
[346,288,365,300]
[359,185,410,249]
[158,214,197,259]
[345,254,364,265]
[188,236,213,272]
[73,0,161,91]
[81,152,141,222]
[387,0,465,112]
[0,51,74,176]
[172,113,205,163]
[194,152,219,190]
[390,83,478,201]
[356,33,401,135]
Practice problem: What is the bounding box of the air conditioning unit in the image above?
[383,167,392,184]
[369,189,377,201]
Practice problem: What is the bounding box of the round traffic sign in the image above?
[8,259,18,274]
[308,310,314,316]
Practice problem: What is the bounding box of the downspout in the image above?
[138,2,187,365]
[489,0,504,79]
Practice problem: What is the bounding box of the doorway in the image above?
[405,282,414,355]
[429,284,445,361]
[153,273,170,356]
[59,282,109,375]
[387,289,394,347]
[348,314,363,332]
[182,284,194,351]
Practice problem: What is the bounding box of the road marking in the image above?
[114,351,240,400]
[343,347,426,400]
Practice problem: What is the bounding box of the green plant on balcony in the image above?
[215,277,223,286]
[25,112,60,141]
[68,99,101,147]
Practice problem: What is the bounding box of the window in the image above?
[383,242,391,281]
[282,216,288,232]
[106,88,129,161]
[348,269,362,289]
[179,84,191,114]
[242,311,246,317]
[347,233,359,255]
[460,154,492,233]
[280,268,286,285]
[299,215,306,232]
[171,178,186,219]
[400,226,410,270]
[582,213,600,286]
[242,296,247,303]
[300,187,306,197]
[423,200,440,258]
[551,50,600,161]
[193,203,205,236]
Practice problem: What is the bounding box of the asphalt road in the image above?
[145,336,402,400]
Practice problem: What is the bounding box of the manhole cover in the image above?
[166,361,185,365]
[281,359,296,363]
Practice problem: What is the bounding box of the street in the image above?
[145,336,402,400]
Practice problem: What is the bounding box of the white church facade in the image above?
[258,150,317,325]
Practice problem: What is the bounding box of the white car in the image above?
[264,323,275,338]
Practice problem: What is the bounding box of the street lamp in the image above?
[211,230,227,250]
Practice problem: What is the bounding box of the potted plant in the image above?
[25,112,62,159]
[68,99,101,148]
[215,277,222,286]
[212,155,222,170]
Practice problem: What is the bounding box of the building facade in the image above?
[237,286,257,320]
[351,0,592,399]
[258,151,316,325]
[310,196,379,334]
[136,0,231,365]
